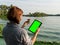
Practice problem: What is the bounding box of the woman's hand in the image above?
[23,21,29,27]
[31,28,40,44]
[21,20,30,28]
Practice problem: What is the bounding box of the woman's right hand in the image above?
[21,20,30,28]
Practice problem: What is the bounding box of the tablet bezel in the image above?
[28,19,42,33]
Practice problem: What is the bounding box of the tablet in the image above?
[28,19,42,33]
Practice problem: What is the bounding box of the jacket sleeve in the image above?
[21,28,33,45]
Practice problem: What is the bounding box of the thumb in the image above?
[36,28,40,32]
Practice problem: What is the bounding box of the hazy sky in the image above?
[0,0,60,14]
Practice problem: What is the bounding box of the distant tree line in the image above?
[23,12,48,17]
[23,12,60,17]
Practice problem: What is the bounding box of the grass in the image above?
[0,24,4,30]
[0,24,4,37]
[34,41,60,45]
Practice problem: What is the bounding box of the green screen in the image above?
[29,20,42,33]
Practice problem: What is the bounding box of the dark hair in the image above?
[7,6,23,24]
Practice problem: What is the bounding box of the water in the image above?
[0,16,60,45]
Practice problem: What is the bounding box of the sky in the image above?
[0,0,60,14]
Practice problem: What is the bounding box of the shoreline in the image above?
[0,37,60,45]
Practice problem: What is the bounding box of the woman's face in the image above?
[17,11,23,22]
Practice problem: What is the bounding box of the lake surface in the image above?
[0,16,60,45]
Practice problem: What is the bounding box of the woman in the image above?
[2,6,40,45]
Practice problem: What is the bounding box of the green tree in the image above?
[0,4,13,20]
[28,12,47,17]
